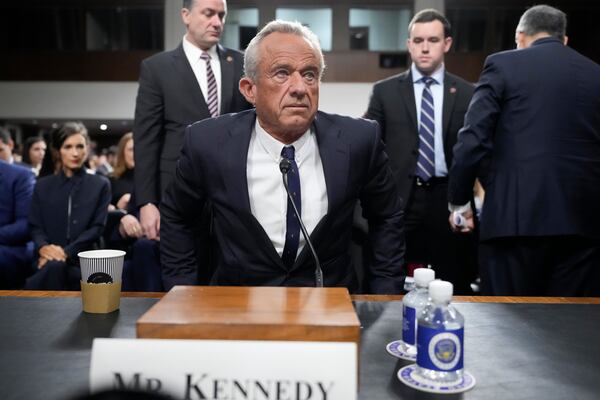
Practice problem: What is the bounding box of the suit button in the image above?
[408,173,413,179]
[72,220,78,224]
[412,150,417,155]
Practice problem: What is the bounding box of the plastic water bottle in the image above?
[400,268,435,355]
[415,280,465,384]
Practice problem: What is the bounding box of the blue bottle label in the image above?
[417,325,464,371]
[402,305,417,345]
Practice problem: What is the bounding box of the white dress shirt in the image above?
[412,63,448,176]
[182,36,222,115]
[247,120,328,258]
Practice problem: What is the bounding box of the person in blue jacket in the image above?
[0,160,36,288]
[25,122,110,290]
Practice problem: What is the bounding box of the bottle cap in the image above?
[414,268,435,287]
[429,280,453,302]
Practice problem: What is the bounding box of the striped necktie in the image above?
[416,76,436,181]
[281,146,301,268]
[200,52,219,118]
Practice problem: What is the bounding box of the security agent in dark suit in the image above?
[448,5,600,296]
[161,20,405,294]
[133,0,251,240]
[365,9,477,294]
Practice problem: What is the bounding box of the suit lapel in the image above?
[442,72,457,148]
[225,112,253,213]
[398,71,418,133]
[171,44,211,116]
[293,113,349,268]
[314,112,349,213]
[218,45,235,115]
[225,111,286,269]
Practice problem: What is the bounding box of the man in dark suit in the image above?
[161,20,405,294]
[448,5,600,296]
[133,0,251,240]
[0,160,35,288]
[365,9,477,294]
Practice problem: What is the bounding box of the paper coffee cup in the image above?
[78,249,126,313]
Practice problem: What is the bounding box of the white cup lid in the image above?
[429,280,453,302]
[414,268,435,287]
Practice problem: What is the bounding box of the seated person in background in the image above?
[109,132,134,211]
[25,122,110,290]
[22,136,47,177]
[0,161,36,288]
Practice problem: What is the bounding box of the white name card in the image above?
[90,338,357,400]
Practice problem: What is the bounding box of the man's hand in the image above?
[119,214,144,239]
[140,203,160,240]
[449,210,475,233]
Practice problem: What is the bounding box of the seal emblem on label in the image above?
[428,332,461,370]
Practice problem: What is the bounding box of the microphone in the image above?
[279,158,323,287]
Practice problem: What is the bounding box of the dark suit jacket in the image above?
[448,37,600,241]
[0,161,35,246]
[365,70,474,205]
[133,43,251,206]
[161,110,405,294]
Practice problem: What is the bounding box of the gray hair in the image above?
[244,20,326,82]
[516,4,567,42]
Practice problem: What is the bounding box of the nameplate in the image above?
[90,338,357,400]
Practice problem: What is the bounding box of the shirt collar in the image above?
[183,35,219,61]
[254,119,312,163]
[411,63,445,85]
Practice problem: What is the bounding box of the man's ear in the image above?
[563,35,569,46]
[239,77,256,105]
[443,36,453,53]
[181,8,190,27]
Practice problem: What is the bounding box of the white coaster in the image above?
[397,364,476,394]
[386,340,417,361]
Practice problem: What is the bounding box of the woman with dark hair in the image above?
[25,122,111,290]
[110,132,134,210]
[21,136,47,176]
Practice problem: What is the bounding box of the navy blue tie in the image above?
[281,146,301,268]
[416,76,436,181]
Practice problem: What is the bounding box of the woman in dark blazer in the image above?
[109,132,134,211]
[25,122,110,290]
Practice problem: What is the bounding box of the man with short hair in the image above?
[134,0,251,240]
[365,9,477,294]
[448,5,600,296]
[160,20,405,294]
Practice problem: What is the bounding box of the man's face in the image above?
[0,139,13,162]
[407,20,452,75]
[182,0,226,50]
[239,32,320,143]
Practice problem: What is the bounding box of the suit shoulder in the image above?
[0,161,33,179]
[220,46,244,59]
[446,71,474,88]
[141,48,177,66]
[187,109,254,141]
[372,70,410,88]
[85,171,111,188]
[319,111,377,130]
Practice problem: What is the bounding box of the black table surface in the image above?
[1,296,599,400]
